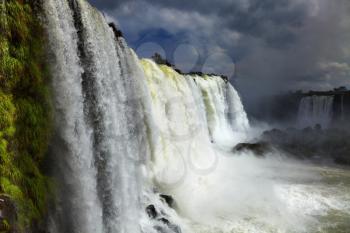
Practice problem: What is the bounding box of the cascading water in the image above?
[43,0,249,232]
[141,59,249,189]
[44,0,155,232]
[42,1,350,233]
[43,0,104,232]
[297,95,334,128]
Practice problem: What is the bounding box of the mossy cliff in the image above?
[0,0,52,232]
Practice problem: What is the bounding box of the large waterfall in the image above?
[43,0,249,232]
[297,95,334,128]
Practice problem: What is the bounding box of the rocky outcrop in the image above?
[108,23,123,38]
[233,142,272,157]
[146,204,157,219]
[151,54,229,82]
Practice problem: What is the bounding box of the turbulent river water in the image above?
[184,158,350,233]
[42,0,350,232]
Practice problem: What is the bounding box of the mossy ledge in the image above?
[0,0,52,232]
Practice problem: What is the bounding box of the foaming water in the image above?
[173,153,350,233]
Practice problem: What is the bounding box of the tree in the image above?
[151,53,172,67]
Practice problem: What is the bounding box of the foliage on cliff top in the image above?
[0,0,52,231]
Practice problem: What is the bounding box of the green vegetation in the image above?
[1,219,11,233]
[0,0,52,231]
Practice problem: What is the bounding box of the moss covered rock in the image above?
[0,0,52,231]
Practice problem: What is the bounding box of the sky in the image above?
[87,0,350,105]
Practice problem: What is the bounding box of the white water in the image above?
[44,0,153,232]
[140,59,249,188]
[297,95,334,128]
[43,0,103,231]
[43,1,350,233]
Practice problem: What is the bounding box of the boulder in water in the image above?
[146,204,158,219]
[160,194,175,208]
[233,142,271,156]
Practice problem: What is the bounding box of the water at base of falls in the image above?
[42,0,350,233]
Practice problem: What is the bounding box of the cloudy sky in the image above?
[88,0,350,105]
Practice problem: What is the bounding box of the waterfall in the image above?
[43,0,249,232]
[297,95,334,128]
[341,95,345,121]
[44,0,153,232]
[43,0,104,232]
[141,59,249,189]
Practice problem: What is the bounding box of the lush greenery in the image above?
[0,0,52,231]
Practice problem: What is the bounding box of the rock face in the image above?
[233,142,272,157]
[0,195,17,233]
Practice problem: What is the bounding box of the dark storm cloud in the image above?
[87,0,350,107]
[131,0,309,48]
[88,0,127,9]
[221,0,309,48]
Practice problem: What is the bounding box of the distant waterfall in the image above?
[297,95,334,128]
[43,0,249,232]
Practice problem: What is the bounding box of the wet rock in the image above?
[108,23,123,38]
[155,218,181,233]
[159,217,169,225]
[233,142,271,156]
[160,194,174,208]
[146,204,158,219]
